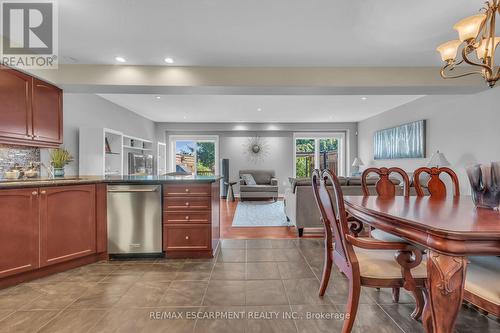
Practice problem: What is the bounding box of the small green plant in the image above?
[50,148,73,169]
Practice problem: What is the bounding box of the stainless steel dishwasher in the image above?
[107,185,162,256]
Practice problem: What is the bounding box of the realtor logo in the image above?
[1,0,58,69]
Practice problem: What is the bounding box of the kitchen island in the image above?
[0,175,221,288]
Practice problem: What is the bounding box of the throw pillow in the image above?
[241,173,257,185]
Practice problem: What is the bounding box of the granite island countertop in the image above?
[0,175,222,189]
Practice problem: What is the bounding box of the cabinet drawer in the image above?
[164,212,211,224]
[164,196,211,211]
[163,184,211,197]
[163,224,210,251]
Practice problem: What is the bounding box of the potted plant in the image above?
[50,148,73,177]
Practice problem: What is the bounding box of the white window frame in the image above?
[293,132,346,177]
[168,135,220,175]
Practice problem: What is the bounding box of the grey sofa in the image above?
[284,176,404,237]
[239,170,279,200]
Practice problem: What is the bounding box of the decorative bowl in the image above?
[4,170,21,179]
[466,162,500,210]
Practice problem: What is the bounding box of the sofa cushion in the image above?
[289,176,347,193]
[240,185,279,193]
[240,170,275,184]
[240,173,256,185]
[348,176,400,186]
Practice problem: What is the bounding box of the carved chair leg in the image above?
[396,250,424,319]
[342,277,361,333]
[319,254,332,297]
[411,287,425,320]
[319,237,333,296]
[392,288,400,303]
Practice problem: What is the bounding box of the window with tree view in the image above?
[295,136,341,177]
[175,140,216,176]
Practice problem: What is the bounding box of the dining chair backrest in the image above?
[361,167,410,198]
[413,167,460,199]
[312,169,355,271]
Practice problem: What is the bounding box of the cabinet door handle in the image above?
[185,188,190,192]
[40,190,46,194]
[32,191,38,196]
[185,236,190,240]
[185,202,190,206]
[185,216,189,220]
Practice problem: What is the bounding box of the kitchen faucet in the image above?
[40,162,55,179]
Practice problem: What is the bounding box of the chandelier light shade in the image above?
[437,0,500,88]
[453,14,487,42]
[437,40,462,61]
[476,37,500,59]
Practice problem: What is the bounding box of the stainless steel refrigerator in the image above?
[128,153,154,175]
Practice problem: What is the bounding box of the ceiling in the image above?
[97,94,424,123]
[59,0,480,66]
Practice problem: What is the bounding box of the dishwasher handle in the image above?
[108,187,160,193]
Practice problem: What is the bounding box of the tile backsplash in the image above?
[0,144,40,178]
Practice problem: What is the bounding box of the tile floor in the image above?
[0,239,498,332]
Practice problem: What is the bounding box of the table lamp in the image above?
[427,151,451,168]
[352,157,364,176]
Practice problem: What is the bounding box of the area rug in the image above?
[232,201,290,227]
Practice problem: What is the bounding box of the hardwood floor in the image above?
[220,199,323,239]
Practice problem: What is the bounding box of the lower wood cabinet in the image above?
[39,185,96,267]
[163,183,219,258]
[0,188,39,278]
[163,224,211,251]
[0,184,98,279]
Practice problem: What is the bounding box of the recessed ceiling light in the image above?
[361,97,368,100]
[183,115,187,120]
[115,56,126,63]
[164,57,174,64]
[257,108,262,112]
[155,96,161,100]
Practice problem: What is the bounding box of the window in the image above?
[293,133,346,177]
[169,136,219,176]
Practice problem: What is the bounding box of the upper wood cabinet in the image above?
[0,66,63,147]
[32,78,63,144]
[0,67,32,142]
[0,188,39,279]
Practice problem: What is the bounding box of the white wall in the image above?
[42,94,156,176]
[357,88,500,193]
[156,122,358,195]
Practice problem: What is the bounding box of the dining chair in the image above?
[413,168,500,317]
[312,169,427,333]
[463,256,500,317]
[361,167,410,198]
[361,168,410,242]
[413,166,460,198]
[361,167,412,303]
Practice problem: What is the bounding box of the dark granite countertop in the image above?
[0,175,222,189]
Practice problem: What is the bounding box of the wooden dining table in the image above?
[343,195,500,333]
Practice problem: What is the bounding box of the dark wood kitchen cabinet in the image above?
[31,78,63,145]
[0,65,63,147]
[163,182,220,258]
[0,67,32,142]
[0,189,39,279]
[0,184,102,287]
[39,185,96,267]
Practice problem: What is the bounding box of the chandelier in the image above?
[437,0,500,88]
